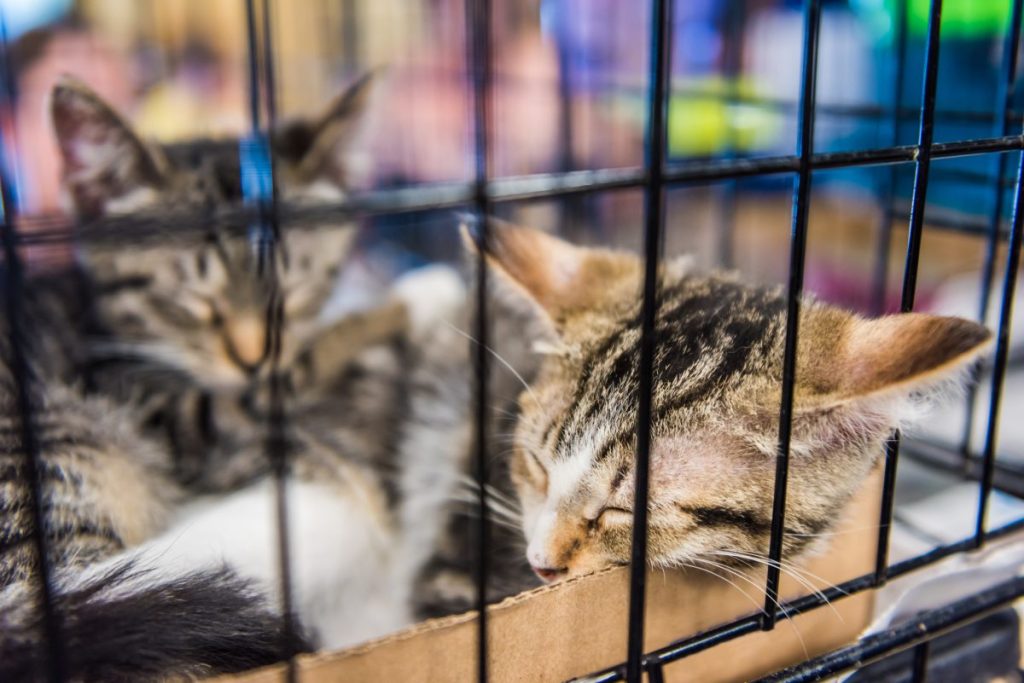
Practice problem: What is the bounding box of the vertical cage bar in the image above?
[960,0,1023,461]
[712,1,745,270]
[625,0,672,680]
[554,27,585,233]
[259,0,281,241]
[259,0,298,669]
[647,660,666,683]
[245,0,264,131]
[242,0,297,674]
[465,1,492,681]
[974,128,1024,547]
[715,0,747,269]
[875,0,943,584]
[897,0,943,311]
[761,0,821,630]
[0,15,65,681]
[870,0,908,316]
[910,641,930,682]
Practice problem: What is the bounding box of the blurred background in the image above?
[1,0,1022,554]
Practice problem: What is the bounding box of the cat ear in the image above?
[799,310,992,403]
[744,310,991,458]
[276,71,376,191]
[50,76,167,219]
[460,217,595,338]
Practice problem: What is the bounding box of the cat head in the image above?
[469,221,991,582]
[50,75,373,390]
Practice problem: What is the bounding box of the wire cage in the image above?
[1,0,1023,681]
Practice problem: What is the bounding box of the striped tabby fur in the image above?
[471,221,991,582]
[48,74,374,492]
[0,74,408,680]
[0,356,177,588]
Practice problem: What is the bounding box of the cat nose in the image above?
[224,315,268,372]
[531,565,567,582]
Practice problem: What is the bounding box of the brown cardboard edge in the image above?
[220,466,883,683]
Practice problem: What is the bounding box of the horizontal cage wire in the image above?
[0,0,1021,682]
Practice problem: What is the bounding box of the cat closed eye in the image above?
[595,507,633,527]
[523,450,549,492]
[156,294,216,325]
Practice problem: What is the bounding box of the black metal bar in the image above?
[875,0,944,586]
[0,14,64,681]
[244,0,263,132]
[625,0,672,680]
[466,0,493,681]
[755,576,1024,682]
[553,18,587,234]
[960,0,1023,460]
[974,125,1024,547]
[11,130,1024,251]
[898,0,942,313]
[714,1,747,269]
[762,0,821,630]
[258,0,297,674]
[910,641,930,682]
[871,0,908,315]
[259,0,281,245]
[646,661,666,683]
[662,135,1023,183]
[242,1,296,676]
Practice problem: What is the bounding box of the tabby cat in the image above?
[469,221,990,581]
[0,74,435,680]
[49,74,379,491]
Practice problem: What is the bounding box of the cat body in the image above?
[0,73,437,679]
[0,368,178,589]
[471,221,991,581]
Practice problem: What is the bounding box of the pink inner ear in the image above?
[839,313,991,397]
[484,222,590,317]
[52,80,158,177]
[63,125,123,175]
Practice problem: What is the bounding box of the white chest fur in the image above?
[115,477,411,650]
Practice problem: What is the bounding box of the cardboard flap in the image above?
[223,468,882,683]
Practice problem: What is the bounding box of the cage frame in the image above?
[0,0,1022,681]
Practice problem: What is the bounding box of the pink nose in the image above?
[532,566,567,582]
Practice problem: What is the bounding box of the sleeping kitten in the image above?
[0,75,425,680]
[469,221,991,582]
[48,75,373,491]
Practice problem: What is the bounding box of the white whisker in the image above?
[443,320,540,408]
[708,550,845,623]
[681,562,765,617]
[691,557,809,659]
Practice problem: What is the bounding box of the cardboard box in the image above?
[225,468,882,682]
